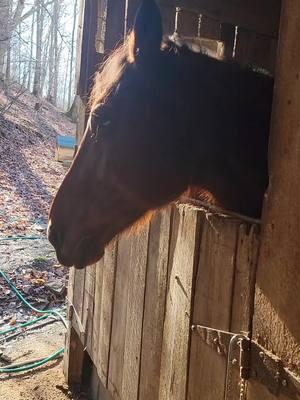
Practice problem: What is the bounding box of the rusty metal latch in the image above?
[191,325,300,400]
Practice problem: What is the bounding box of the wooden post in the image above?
[104,0,127,50]
[248,1,300,397]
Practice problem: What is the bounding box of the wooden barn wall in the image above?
[70,204,261,400]
[247,1,300,399]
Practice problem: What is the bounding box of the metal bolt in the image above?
[282,379,288,387]
[259,351,265,359]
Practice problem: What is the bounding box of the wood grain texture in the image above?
[251,0,300,383]
[230,224,260,334]
[188,216,239,400]
[97,240,118,387]
[92,259,104,363]
[121,224,150,400]
[139,208,172,400]
[159,205,201,400]
[73,268,86,324]
[82,265,96,355]
[108,235,132,399]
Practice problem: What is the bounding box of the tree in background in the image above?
[0,0,79,111]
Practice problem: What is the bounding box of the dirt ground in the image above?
[0,86,86,399]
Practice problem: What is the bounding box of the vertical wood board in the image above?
[159,206,201,400]
[97,241,118,386]
[188,216,239,400]
[139,208,172,400]
[108,235,132,399]
[121,224,150,400]
[250,1,300,392]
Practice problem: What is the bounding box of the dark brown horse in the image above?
[48,0,273,268]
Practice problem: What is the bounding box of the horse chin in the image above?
[73,238,105,269]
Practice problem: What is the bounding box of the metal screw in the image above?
[259,351,265,359]
[282,379,288,387]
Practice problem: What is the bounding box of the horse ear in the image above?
[131,0,163,61]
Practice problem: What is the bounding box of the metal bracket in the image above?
[191,325,300,400]
[250,341,300,400]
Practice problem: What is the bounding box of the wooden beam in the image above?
[160,0,281,37]
[104,0,127,50]
[249,1,300,395]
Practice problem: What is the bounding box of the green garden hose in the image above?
[0,269,67,374]
[0,315,48,336]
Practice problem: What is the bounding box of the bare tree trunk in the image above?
[68,0,78,109]
[52,0,59,105]
[47,5,54,102]
[0,0,10,81]
[32,0,44,97]
[41,27,51,95]
[27,11,35,90]
[63,49,70,109]
[4,41,11,94]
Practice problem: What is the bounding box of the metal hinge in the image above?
[191,325,300,400]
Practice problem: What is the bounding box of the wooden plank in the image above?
[82,265,96,356]
[176,9,199,37]
[104,0,126,50]
[95,0,107,53]
[139,208,172,400]
[230,224,260,334]
[97,240,118,387]
[187,215,239,400]
[228,223,260,400]
[121,224,150,400]
[159,205,201,400]
[73,268,86,325]
[78,0,102,100]
[235,28,277,74]
[249,1,300,396]
[63,327,86,385]
[108,236,132,398]
[92,259,104,365]
[199,15,220,40]
[159,0,281,37]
